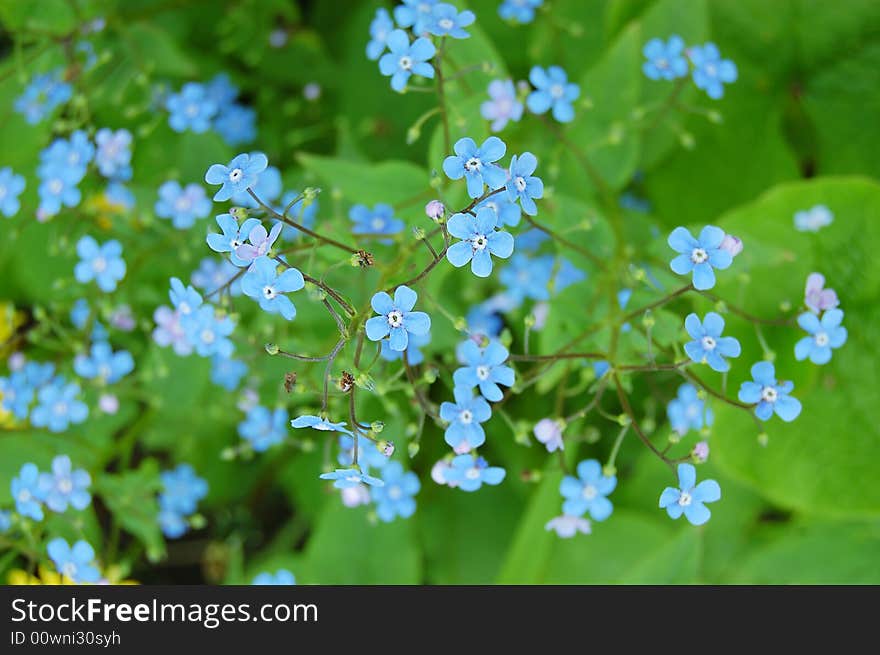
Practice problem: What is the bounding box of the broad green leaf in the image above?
[95,459,165,560]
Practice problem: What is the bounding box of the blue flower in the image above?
[795,309,847,365]
[684,312,741,372]
[291,414,352,435]
[667,383,712,436]
[230,165,282,209]
[104,182,134,210]
[239,406,289,452]
[559,459,616,521]
[498,0,543,24]
[47,538,101,583]
[183,305,235,358]
[500,253,553,302]
[204,152,269,202]
[394,0,438,35]
[38,130,93,182]
[370,461,420,522]
[214,104,257,146]
[453,339,515,402]
[0,511,10,532]
[553,258,585,294]
[31,378,88,432]
[241,256,304,321]
[158,502,189,539]
[205,72,239,106]
[446,207,515,277]
[211,356,248,391]
[14,70,72,124]
[166,82,218,133]
[349,203,404,241]
[367,8,395,60]
[442,454,506,492]
[440,386,492,452]
[427,3,475,39]
[37,169,81,218]
[155,181,212,229]
[160,464,208,516]
[738,361,802,422]
[526,66,580,123]
[642,35,689,80]
[505,152,543,215]
[207,213,262,266]
[253,570,296,585]
[11,463,45,520]
[0,167,26,217]
[337,434,389,472]
[474,193,520,228]
[466,303,504,339]
[667,225,732,290]
[689,43,737,99]
[481,79,524,132]
[794,205,833,232]
[0,362,55,419]
[74,236,126,292]
[320,468,384,489]
[169,277,204,318]
[94,128,132,181]
[191,258,243,297]
[659,463,721,526]
[380,330,431,365]
[378,29,436,92]
[38,455,91,513]
[73,341,134,384]
[443,136,507,198]
[365,285,432,352]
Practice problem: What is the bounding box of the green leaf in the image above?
[297,153,432,206]
[710,176,880,518]
[121,22,197,77]
[95,459,165,560]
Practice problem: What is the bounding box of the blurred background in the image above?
[0,0,878,584]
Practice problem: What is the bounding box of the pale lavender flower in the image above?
[545,515,592,538]
[533,418,564,452]
[719,234,743,258]
[480,79,524,132]
[235,223,282,264]
[804,272,839,314]
[152,306,191,356]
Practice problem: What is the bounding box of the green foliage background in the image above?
[0,0,878,584]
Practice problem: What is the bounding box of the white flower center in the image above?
[686,404,699,418]
[371,217,385,231]
[459,409,473,424]
[49,179,63,194]
[262,285,277,300]
[200,329,216,344]
[476,365,490,381]
[92,257,107,273]
[706,64,717,77]
[388,486,402,500]
[58,478,73,494]
[186,103,199,117]
[550,84,564,99]
[657,57,668,69]
[471,234,488,251]
[175,196,192,212]
[345,473,362,484]
[691,248,708,264]
[99,364,112,379]
[387,310,404,328]
[814,331,829,347]
[465,467,481,480]
[678,491,693,507]
[53,401,68,415]
[178,301,191,315]
[0,186,6,199]
[582,484,597,500]
[761,386,778,403]
[514,176,527,192]
[399,55,413,70]
[62,563,78,578]
[438,18,454,30]
[229,168,243,183]
[18,489,31,503]
[464,157,482,172]
[701,336,716,350]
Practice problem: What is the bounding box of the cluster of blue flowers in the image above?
[0,358,88,433]
[9,456,91,522]
[165,73,257,145]
[642,36,738,99]
[157,464,208,539]
[795,273,847,365]
[14,69,72,125]
[0,167,26,218]
[47,538,101,583]
[498,0,543,24]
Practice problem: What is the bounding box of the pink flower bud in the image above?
[533,418,564,452]
[99,393,119,415]
[425,199,445,220]
[719,234,743,258]
[692,440,710,463]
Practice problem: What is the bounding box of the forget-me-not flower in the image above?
[689,43,737,99]
[442,454,506,492]
[239,405,289,452]
[443,136,507,198]
[667,383,712,436]
[349,203,404,240]
[39,455,91,513]
[365,285,431,352]
[367,8,395,60]
[0,167,26,218]
[667,225,732,290]
[31,378,88,432]
[73,341,134,383]
[320,467,384,489]
[506,152,543,215]
[207,213,261,266]
[684,312,741,372]
[642,35,689,80]
[659,463,721,526]
[453,339,514,402]
[155,181,212,229]
[795,309,847,365]
[241,256,305,320]
[481,79,524,132]
[166,82,218,133]
[12,463,45,520]
[427,3,475,39]
[738,361,802,422]
[378,29,436,92]
[394,0,438,35]
[47,538,101,583]
[794,205,833,232]
[440,386,492,453]
[560,459,616,521]
[804,272,839,314]
[370,461,420,522]
[75,236,126,292]
[204,152,269,202]
[253,570,296,585]
[526,66,580,123]
[446,207,515,277]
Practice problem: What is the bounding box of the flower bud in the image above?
[264,343,279,356]
[408,442,420,458]
[230,206,249,221]
[377,440,395,457]
[425,199,445,220]
[719,234,743,258]
[371,420,385,433]
[692,440,710,463]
